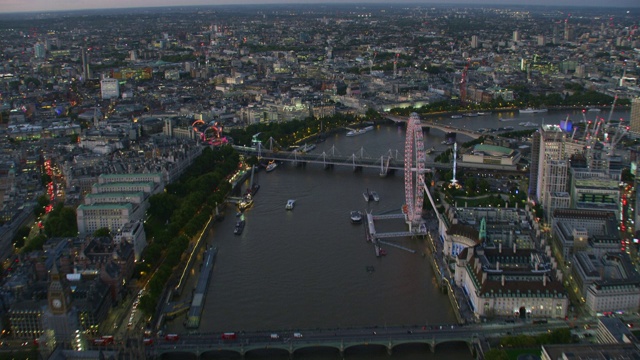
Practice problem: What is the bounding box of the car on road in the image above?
[221,332,237,340]
[293,332,303,338]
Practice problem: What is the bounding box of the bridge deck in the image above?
[372,214,405,220]
[378,240,416,254]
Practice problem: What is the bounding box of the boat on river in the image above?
[265,161,277,172]
[363,188,373,202]
[346,126,374,137]
[297,143,316,153]
[285,199,295,210]
[519,108,548,114]
[234,218,245,235]
[350,211,363,224]
[370,190,380,202]
[237,196,253,211]
[246,184,260,197]
[519,122,539,127]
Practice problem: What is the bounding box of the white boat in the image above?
[346,126,374,137]
[363,189,373,202]
[265,162,277,172]
[519,121,539,127]
[477,112,491,116]
[298,143,316,153]
[587,108,601,112]
[370,191,380,202]
[519,108,548,114]
[499,118,516,122]
[350,210,363,223]
[426,147,435,154]
[450,114,463,119]
[285,199,295,210]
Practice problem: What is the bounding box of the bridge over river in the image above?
[385,114,493,140]
[152,325,484,359]
[149,320,572,359]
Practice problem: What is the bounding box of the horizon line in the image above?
[1,2,639,15]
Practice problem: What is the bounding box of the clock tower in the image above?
[47,263,71,315]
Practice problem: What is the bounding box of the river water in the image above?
[163,108,629,359]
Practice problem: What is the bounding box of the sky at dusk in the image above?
[1,0,639,14]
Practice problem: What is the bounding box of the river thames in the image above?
[163,108,629,359]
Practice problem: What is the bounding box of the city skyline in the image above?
[1,0,639,14]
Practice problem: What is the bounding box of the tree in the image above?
[484,349,509,360]
[44,205,77,237]
[35,195,50,217]
[22,234,47,253]
[93,228,111,238]
[621,168,634,183]
[12,226,31,249]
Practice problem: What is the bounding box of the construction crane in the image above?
[585,116,605,169]
[369,51,377,75]
[393,53,400,78]
[606,118,628,158]
[605,94,618,128]
[460,58,470,104]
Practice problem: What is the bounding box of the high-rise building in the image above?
[100,78,119,100]
[529,124,567,203]
[552,23,560,44]
[471,35,479,49]
[34,42,46,59]
[564,21,574,41]
[630,97,640,138]
[543,159,570,220]
[537,35,546,46]
[513,30,520,42]
[81,48,90,81]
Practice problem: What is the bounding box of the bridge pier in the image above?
[430,338,436,353]
[387,341,393,355]
[324,163,334,170]
[354,166,363,172]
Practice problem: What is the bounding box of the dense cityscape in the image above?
[0,2,640,359]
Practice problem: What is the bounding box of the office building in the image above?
[81,48,90,81]
[454,244,568,320]
[100,78,119,100]
[34,42,46,59]
[529,125,583,217]
[551,209,619,264]
[471,35,479,49]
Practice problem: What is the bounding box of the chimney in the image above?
[482,272,487,284]
[513,243,516,253]
[499,243,502,253]
[543,274,547,287]
[501,274,505,286]
[496,261,500,271]
[535,263,539,271]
